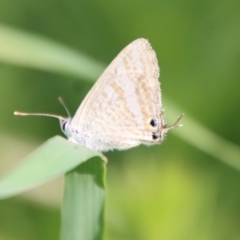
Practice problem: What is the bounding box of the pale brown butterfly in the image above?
[15,38,182,152]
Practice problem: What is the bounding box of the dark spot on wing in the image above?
[152,133,158,140]
[150,119,158,127]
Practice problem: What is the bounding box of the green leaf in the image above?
[61,159,105,240]
[0,136,105,199]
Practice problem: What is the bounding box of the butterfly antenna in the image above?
[58,97,71,118]
[14,111,65,121]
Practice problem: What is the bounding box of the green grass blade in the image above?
[0,136,104,199]
[166,99,240,170]
[0,24,105,80]
[61,159,105,240]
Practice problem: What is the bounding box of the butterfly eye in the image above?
[150,119,158,127]
[62,121,67,132]
[152,133,159,140]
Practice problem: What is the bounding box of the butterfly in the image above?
[15,38,182,152]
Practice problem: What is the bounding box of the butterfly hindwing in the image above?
[69,38,162,151]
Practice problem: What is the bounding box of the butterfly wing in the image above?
[70,38,163,151]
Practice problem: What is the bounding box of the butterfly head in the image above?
[59,117,72,139]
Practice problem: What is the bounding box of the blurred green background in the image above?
[0,0,240,239]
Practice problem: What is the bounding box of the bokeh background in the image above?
[0,0,240,239]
